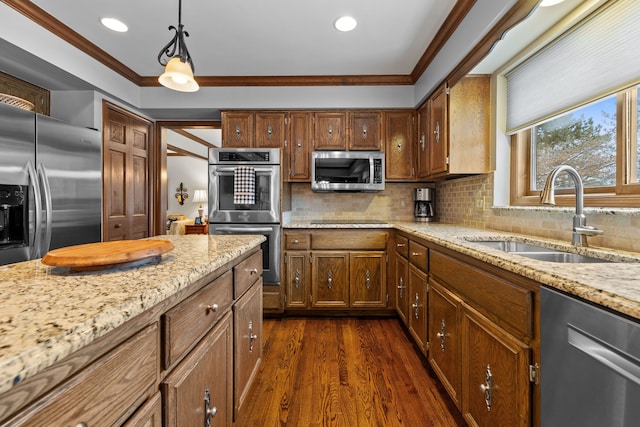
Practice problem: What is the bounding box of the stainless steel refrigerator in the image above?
[0,102,101,266]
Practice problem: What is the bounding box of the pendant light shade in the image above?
[157,0,199,92]
[158,57,199,92]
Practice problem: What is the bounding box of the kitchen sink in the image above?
[469,239,612,263]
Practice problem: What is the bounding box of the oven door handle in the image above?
[214,226,275,233]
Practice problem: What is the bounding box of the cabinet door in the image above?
[255,112,286,148]
[416,101,430,178]
[288,112,312,181]
[428,280,462,409]
[462,304,530,427]
[408,264,428,354]
[222,111,254,147]
[314,112,346,150]
[384,110,415,180]
[311,251,349,308]
[395,254,409,325]
[429,85,448,175]
[285,251,309,308]
[349,251,386,308]
[234,281,263,418]
[162,313,233,427]
[349,111,382,150]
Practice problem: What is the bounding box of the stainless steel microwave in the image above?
[311,151,385,192]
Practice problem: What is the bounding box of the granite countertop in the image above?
[285,220,640,321]
[0,234,265,396]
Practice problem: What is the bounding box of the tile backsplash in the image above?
[287,174,640,253]
[436,173,640,253]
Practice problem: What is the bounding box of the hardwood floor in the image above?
[234,317,465,426]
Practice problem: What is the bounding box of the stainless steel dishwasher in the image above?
[541,287,640,426]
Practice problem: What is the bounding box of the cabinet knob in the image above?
[396,243,406,247]
[206,303,219,312]
[362,123,368,140]
[293,239,299,244]
[411,252,420,257]
[248,268,259,275]
[114,223,122,229]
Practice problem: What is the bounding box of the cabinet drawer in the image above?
[311,230,388,250]
[285,232,309,250]
[430,250,533,339]
[234,250,263,298]
[395,235,409,259]
[9,324,158,427]
[408,240,428,272]
[163,270,233,368]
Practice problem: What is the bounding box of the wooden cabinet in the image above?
[428,248,537,427]
[123,392,162,427]
[184,223,208,234]
[283,230,389,311]
[408,263,428,354]
[287,111,312,181]
[222,111,287,148]
[7,324,159,426]
[428,281,462,409]
[427,75,490,179]
[349,111,382,150]
[233,279,263,417]
[462,304,530,427]
[314,111,347,150]
[384,110,416,181]
[394,234,410,324]
[416,101,430,178]
[163,313,233,427]
[312,251,350,308]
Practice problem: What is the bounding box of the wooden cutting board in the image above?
[42,240,174,272]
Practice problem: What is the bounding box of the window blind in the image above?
[506,0,640,133]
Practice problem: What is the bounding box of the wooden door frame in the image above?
[154,120,221,236]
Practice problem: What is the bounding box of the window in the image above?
[511,86,640,207]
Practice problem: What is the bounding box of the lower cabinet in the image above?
[462,304,531,427]
[162,313,233,427]
[427,248,537,427]
[123,392,163,427]
[233,280,264,418]
[408,263,428,354]
[283,230,389,311]
[395,252,409,324]
[428,280,462,409]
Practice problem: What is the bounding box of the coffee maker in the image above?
[414,188,435,222]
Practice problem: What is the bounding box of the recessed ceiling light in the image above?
[334,16,357,32]
[540,0,565,6]
[100,17,128,33]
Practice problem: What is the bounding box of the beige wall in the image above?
[436,173,640,253]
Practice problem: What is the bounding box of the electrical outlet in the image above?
[476,199,484,209]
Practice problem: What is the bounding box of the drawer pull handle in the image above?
[248,268,259,275]
[206,303,219,312]
[204,387,217,427]
[479,364,493,412]
[74,423,88,427]
[327,270,333,289]
[293,239,299,244]
[249,320,258,353]
[436,318,447,351]
[396,243,406,247]
[412,252,420,257]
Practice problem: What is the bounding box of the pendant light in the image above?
[157,0,199,92]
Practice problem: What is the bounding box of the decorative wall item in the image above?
[175,182,188,205]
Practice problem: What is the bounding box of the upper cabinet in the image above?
[313,112,347,150]
[384,110,416,181]
[416,102,430,179]
[427,75,490,179]
[349,111,382,150]
[222,111,287,148]
[287,112,312,182]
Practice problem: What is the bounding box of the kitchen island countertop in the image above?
[0,234,265,396]
[285,220,640,321]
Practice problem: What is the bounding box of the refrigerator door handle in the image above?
[26,161,42,260]
[37,163,53,256]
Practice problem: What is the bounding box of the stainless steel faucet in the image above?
[540,165,603,247]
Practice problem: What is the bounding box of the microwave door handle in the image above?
[37,163,53,256]
[26,161,43,259]
[215,226,274,233]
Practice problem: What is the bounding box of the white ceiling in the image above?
[29,0,457,78]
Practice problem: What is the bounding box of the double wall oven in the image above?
[208,148,281,285]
